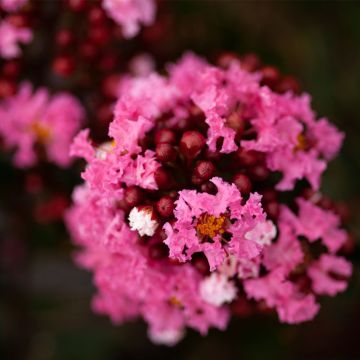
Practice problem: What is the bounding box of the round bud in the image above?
[8,14,29,28]
[0,78,16,98]
[80,41,98,60]
[240,53,261,72]
[124,186,143,207]
[276,75,300,94]
[260,66,280,89]
[226,112,246,135]
[232,173,252,194]
[260,188,277,202]
[191,253,210,275]
[154,167,171,189]
[264,201,279,220]
[217,52,240,69]
[99,53,118,72]
[2,60,20,78]
[149,243,169,260]
[235,148,261,167]
[200,181,217,194]
[334,202,350,223]
[154,129,176,145]
[101,74,121,98]
[66,0,87,11]
[204,148,221,162]
[249,165,269,182]
[194,160,215,180]
[339,233,356,256]
[156,196,175,218]
[179,131,206,159]
[56,29,73,47]
[52,55,75,77]
[191,174,204,185]
[318,196,333,210]
[89,26,110,45]
[230,297,253,317]
[155,143,177,162]
[88,7,106,24]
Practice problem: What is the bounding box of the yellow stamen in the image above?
[196,213,226,238]
[169,296,182,307]
[294,133,309,152]
[29,121,51,144]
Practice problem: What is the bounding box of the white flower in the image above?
[95,141,115,160]
[149,328,185,346]
[200,273,237,307]
[245,220,277,246]
[128,206,158,236]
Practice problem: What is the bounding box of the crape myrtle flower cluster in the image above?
[0,0,32,59]
[0,0,158,167]
[66,52,352,346]
[0,82,84,167]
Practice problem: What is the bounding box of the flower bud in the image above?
[179,131,205,159]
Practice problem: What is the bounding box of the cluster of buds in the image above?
[66,53,353,345]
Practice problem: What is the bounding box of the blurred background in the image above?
[1,1,360,359]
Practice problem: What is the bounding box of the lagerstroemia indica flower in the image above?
[0,82,84,167]
[66,53,352,345]
[0,18,32,59]
[0,0,28,12]
[102,0,156,38]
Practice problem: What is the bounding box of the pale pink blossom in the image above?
[102,0,156,38]
[0,19,32,59]
[0,82,84,167]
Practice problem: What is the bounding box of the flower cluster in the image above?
[0,82,84,167]
[66,53,352,345]
[102,0,156,38]
[0,0,32,59]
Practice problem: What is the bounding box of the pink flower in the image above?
[0,0,27,12]
[244,269,320,324]
[241,90,344,190]
[263,218,304,275]
[164,177,272,271]
[308,254,352,296]
[281,198,347,253]
[0,82,84,167]
[102,0,156,38]
[66,185,230,346]
[0,19,32,59]
[200,273,237,306]
[66,53,351,344]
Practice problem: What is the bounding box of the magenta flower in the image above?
[0,82,84,167]
[102,0,156,38]
[0,19,32,59]
[66,53,352,345]
[308,254,352,296]
[164,177,270,271]
[0,0,28,12]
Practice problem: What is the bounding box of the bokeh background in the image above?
[1,1,360,359]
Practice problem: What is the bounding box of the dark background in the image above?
[1,1,360,359]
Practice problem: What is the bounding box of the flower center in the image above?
[196,213,227,239]
[294,133,309,152]
[30,121,51,144]
[169,296,182,307]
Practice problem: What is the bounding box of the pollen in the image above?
[196,213,227,238]
[169,296,182,307]
[30,121,51,144]
[294,133,309,152]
